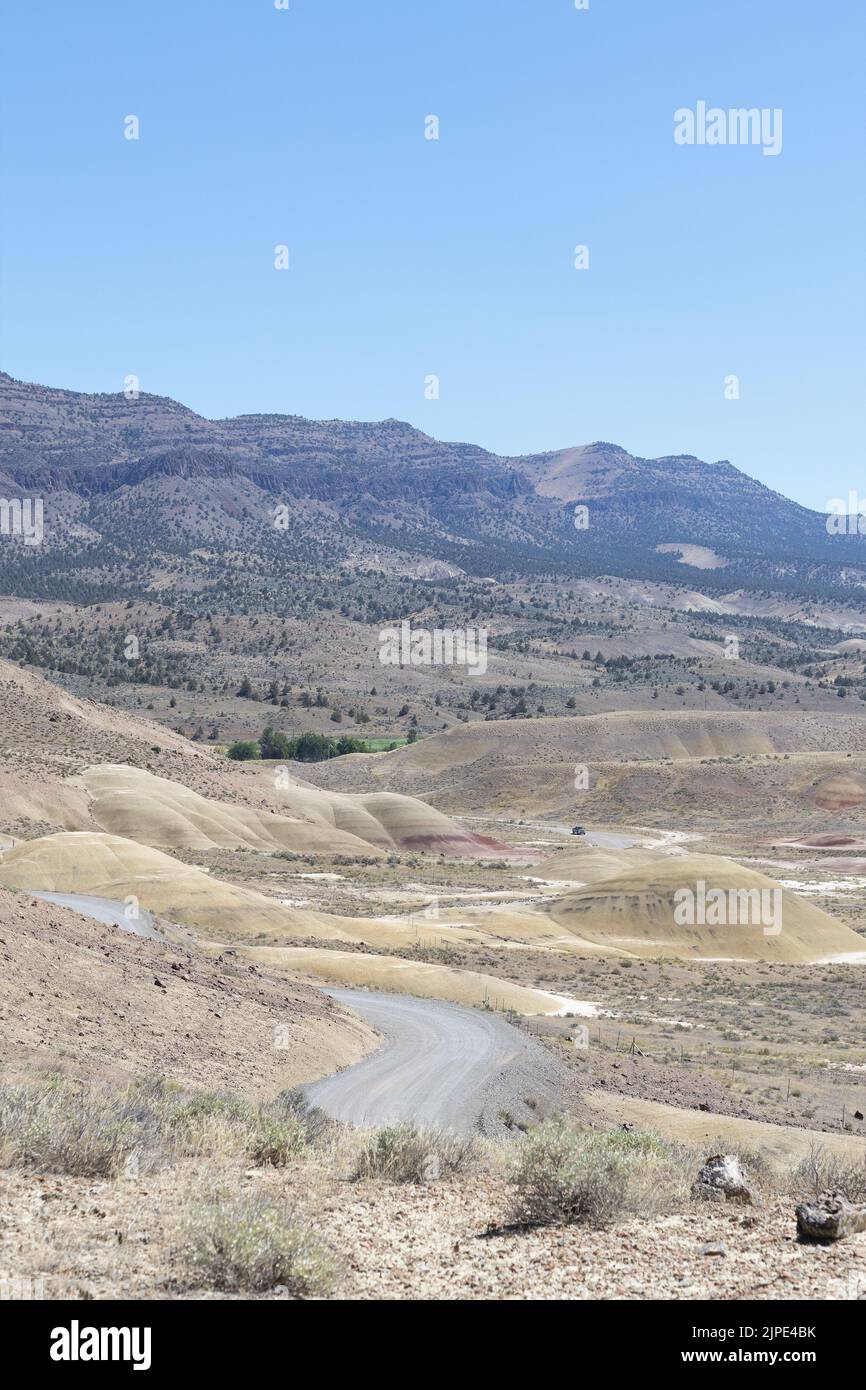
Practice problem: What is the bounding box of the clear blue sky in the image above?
[1,0,863,510]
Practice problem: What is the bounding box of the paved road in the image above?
[33,891,162,940]
[305,988,566,1135]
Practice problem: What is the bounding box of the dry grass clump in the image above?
[506,1118,694,1229]
[0,1080,153,1178]
[179,1190,339,1296]
[161,1085,315,1165]
[352,1123,477,1184]
[0,1077,325,1177]
[791,1144,866,1204]
[247,1094,310,1167]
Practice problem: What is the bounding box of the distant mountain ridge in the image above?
[0,370,863,603]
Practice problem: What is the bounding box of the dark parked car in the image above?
[571,825,587,836]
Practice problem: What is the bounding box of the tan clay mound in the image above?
[0,885,373,1092]
[81,764,386,857]
[547,853,866,963]
[811,770,866,811]
[256,764,520,858]
[217,944,590,1017]
[532,843,658,884]
[0,831,490,953]
[80,763,517,861]
[366,710,866,777]
[328,788,516,856]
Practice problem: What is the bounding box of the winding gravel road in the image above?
[462,815,635,849]
[305,988,569,1135]
[32,891,163,940]
[27,896,571,1134]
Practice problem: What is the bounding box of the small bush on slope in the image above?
[507,1118,694,1229]
[352,1123,476,1184]
[0,1077,324,1176]
[792,1144,866,1204]
[180,1190,338,1296]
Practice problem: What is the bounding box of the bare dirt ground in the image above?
[0,887,374,1094]
[3,1150,865,1302]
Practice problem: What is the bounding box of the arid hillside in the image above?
[0,659,515,858]
[3,371,862,603]
[299,709,866,837]
[0,887,374,1093]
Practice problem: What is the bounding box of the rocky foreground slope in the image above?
[0,887,374,1092]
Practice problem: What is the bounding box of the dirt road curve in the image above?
[463,815,635,848]
[305,988,569,1135]
[32,891,162,939]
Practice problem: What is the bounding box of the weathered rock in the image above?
[796,1190,866,1243]
[693,1153,753,1204]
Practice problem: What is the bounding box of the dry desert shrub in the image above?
[507,1118,694,1229]
[160,1088,256,1159]
[179,1189,339,1296]
[352,1122,477,1184]
[0,1081,153,1178]
[792,1144,866,1204]
[0,1076,324,1177]
[247,1112,308,1167]
[267,1087,335,1143]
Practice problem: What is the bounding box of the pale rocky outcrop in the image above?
[693,1153,754,1204]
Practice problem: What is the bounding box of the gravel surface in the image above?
[306,989,576,1136]
[32,890,162,939]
